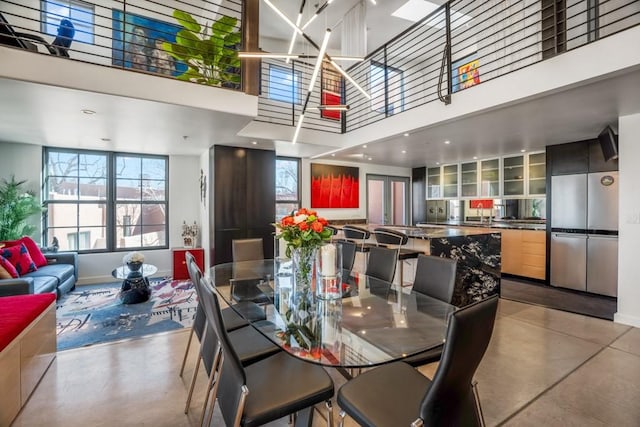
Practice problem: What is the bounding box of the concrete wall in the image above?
[615,112,640,327]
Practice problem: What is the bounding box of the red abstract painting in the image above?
[311,164,359,208]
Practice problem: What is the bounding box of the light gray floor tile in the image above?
[610,326,640,357]
[504,347,640,427]
[475,315,602,426]
[497,298,533,318]
[506,304,630,346]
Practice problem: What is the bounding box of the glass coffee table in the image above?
[111,264,158,304]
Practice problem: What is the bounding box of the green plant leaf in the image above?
[173,10,201,33]
[212,16,237,37]
[175,29,201,54]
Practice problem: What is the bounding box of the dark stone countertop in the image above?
[337,224,501,239]
[417,220,546,231]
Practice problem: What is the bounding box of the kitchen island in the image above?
[340,224,501,307]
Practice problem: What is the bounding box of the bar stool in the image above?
[340,225,380,272]
[373,228,423,287]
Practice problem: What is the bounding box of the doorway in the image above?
[367,175,410,225]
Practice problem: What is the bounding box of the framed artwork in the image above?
[320,62,342,120]
[452,54,480,93]
[112,10,187,77]
[311,164,359,208]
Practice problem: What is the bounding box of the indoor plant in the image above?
[0,176,43,241]
[162,10,241,87]
[274,208,332,352]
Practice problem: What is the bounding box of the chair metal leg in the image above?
[184,354,201,414]
[338,410,346,427]
[233,385,249,427]
[325,400,334,427]
[180,324,196,377]
[202,345,223,427]
[472,380,486,427]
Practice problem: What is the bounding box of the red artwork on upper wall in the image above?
[311,164,359,208]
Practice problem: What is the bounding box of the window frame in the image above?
[370,61,405,115]
[43,147,169,254]
[41,0,95,45]
[268,64,303,105]
[275,156,301,219]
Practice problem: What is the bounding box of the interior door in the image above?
[367,175,410,225]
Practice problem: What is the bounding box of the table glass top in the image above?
[112,264,158,279]
[209,259,455,368]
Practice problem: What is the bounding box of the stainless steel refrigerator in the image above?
[550,172,618,296]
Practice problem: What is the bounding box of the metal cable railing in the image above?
[0,0,243,89]
[256,0,639,136]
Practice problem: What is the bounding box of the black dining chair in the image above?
[373,228,423,287]
[337,295,499,427]
[402,254,458,367]
[365,246,398,283]
[338,240,356,272]
[200,280,336,427]
[194,275,281,427]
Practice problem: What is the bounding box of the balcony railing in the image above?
[0,0,243,90]
[256,0,640,136]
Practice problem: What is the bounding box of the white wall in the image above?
[615,112,640,327]
[301,159,411,220]
[199,150,211,271]
[0,141,201,284]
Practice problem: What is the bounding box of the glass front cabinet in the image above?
[503,155,525,196]
[427,167,441,198]
[480,159,500,197]
[461,162,478,197]
[442,164,458,198]
[528,152,546,195]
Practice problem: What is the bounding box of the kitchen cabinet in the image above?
[427,167,441,199]
[528,152,546,195]
[461,161,478,197]
[442,164,458,198]
[480,159,500,197]
[547,141,589,175]
[503,155,525,196]
[501,229,546,280]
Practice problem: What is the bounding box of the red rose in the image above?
[297,208,308,215]
[318,217,328,226]
[298,221,309,231]
[308,210,317,216]
[311,221,323,232]
[281,216,294,226]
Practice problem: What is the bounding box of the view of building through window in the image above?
[44,148,168,252]
[275,157,300,219]
[268,64,302,104]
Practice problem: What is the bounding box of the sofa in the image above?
[0,252,78,298]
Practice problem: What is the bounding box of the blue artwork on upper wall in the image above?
[112,10,187,77]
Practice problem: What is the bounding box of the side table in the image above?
[173,248,204,280]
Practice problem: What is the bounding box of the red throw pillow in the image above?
[1,236,48,268]
[0,243,37,276]
[0,255,19,278]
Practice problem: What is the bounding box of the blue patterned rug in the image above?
[56,278,197,351]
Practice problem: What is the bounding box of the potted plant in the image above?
[162,10,241,87]
[0,176,42,241]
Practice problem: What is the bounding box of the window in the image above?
[275,157,300,219]
[41,0,94,44]
[370,62,404,115]
[268,64,302,104]
[44,148,168,253]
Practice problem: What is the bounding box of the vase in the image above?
[127,261,143,274]
[285,246,320,355]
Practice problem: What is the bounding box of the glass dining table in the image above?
[208,259,456,373]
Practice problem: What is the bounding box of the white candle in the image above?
[321,244,337,276]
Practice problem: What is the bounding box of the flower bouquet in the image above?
[123,251,145,272]
[274,208,332,353]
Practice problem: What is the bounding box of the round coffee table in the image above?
[112,264,158,304]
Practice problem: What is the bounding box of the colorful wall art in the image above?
[452,54,480,92]
[311,164,359,208]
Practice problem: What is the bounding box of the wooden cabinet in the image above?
[173,248,204,280]
[501,229,546,280]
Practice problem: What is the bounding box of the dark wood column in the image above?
[242,0,260,96]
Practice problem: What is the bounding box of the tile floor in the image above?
[11,299,640,427]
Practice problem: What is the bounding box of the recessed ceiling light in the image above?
[331,153,336,157]
[252,141,258,145]
[436,162,440,165]
[401,150,407,154]
[444,140,451,145]
[368,157,372,161]
[363,145,367,148]
[81,109,96,115]
[404,133,409,137]
[520,149,526,153]
[473,156,478,160]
